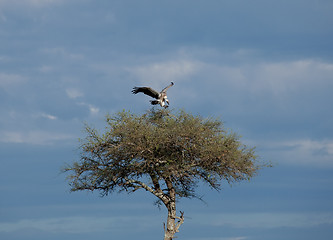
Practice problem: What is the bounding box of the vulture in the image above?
[132,82,174,108]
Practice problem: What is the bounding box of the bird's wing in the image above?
[132,87,160,99]
[161,82,174,93]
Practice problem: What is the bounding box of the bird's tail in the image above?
[150,100,159,105]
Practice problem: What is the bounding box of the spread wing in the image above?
[161,82,174,93]
[132,87,160,99]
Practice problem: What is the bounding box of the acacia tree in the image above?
[64,109,262,240]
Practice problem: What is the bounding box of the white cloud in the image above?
[66,88,84,99]
[65,88,100,116]
[127,59,203,88]
[284,139,333,155]
[250,59,333,97]
[0,55,10,62]
[127,55,333,109]
[0,12,7,22]
[38,65,55,73]
[88,104,100,115]
[90,51,333,109]
[77,102,100,115]
[258,138,333,168]
[28,0,60,5]
[0,0,65,8]
[0,130,73,145]
[0,215,161,234]
[0,217,115,234]
[0,73,26,90]
[191,237,247,240]
[40,113,57,120]
[202,58,333,98]
[41,47,85,60]
[193,212,333,229]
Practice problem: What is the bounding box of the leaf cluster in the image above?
[64,109,260,200]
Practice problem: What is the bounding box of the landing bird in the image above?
[132,82,174,108]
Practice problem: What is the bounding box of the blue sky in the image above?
[1,0,333,239]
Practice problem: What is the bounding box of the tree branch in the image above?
[125,178,170,204]
[175,211,185,233]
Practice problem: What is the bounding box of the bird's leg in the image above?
[164,100,169,108]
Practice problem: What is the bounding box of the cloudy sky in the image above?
[1,0,333,239]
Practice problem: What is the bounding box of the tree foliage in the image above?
[64,108,262,239]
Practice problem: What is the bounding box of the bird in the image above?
[132,82,174,108]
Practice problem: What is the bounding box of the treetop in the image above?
[65,108,261,200]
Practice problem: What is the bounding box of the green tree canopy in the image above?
[64,109,262,240]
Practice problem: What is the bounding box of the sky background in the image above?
[1,0,333,239]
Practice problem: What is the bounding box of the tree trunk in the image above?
[163,177,184,240]
[164,201,177,240]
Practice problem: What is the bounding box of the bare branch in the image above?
[175,211,185,233]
